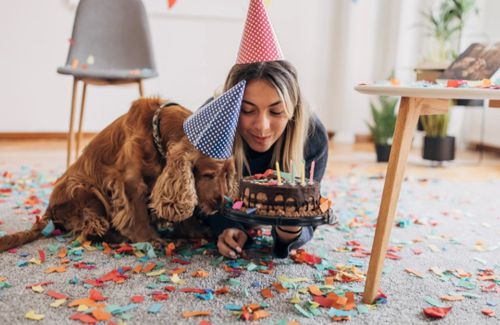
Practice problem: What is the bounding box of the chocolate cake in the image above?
[233,169,331,217]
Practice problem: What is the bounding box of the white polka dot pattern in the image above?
[236,0,284,64]
[183,80,246,159]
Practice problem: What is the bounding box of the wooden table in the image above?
[354,84,500,304]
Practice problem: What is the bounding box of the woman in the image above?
[206,60,329,259]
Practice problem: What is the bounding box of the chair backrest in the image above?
[64,0,156,71]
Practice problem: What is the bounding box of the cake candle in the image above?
[290,159,295,185]
[301,160,306,186]
[276,161,282,185]
[309,160,315,184]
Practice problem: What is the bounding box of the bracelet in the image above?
[277,226,302,235]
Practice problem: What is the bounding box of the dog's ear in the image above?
[150,140,198,222]
[225,158,238,199]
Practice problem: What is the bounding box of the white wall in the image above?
[0,0,499,146]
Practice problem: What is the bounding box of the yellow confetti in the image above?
[82,241,97,251]
[290,293,301,304]
[29,258,42,265]
[405,268,425,278]
[31,285,44,293]
[482,79,492,87]
[50,299,67,308]
[428,244,439,252]
[440,295,464,301]
[429,266,444,276]
[25,310,44,321]
[298,287,308,294]
[146,269,166,277]
[86,55,95,65]
[171,273,185,285]
[278,275,310,283]
[77,304,89,312]
[44,266,66,273]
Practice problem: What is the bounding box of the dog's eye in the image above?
[202,173,215,179]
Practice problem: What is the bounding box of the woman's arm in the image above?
[273,115,329,257]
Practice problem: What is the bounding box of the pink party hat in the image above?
[236,0,284,64]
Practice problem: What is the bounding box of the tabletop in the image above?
[354,84,500,100]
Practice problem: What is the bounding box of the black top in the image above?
[205,114,329,258]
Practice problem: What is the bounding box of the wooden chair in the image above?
[57,0,157,167]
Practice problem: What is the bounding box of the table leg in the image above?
[362,97,421,303]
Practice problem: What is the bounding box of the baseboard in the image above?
[468,142,500,155]
[354,133,373,144]
[0,132,98,141]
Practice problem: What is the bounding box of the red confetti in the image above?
[167,0,177,9]
[198,321,212,325]
[70,312,97,324]
[423,306,452,319]
[386,253,402,260]
[152,292,169,301]
[131,295,144,303]
[38,249,46,263]
[47,290,69,300]
[172,258,191,265]
[290,249,322,265]
[83,279,104,287]
[482,309,495,317]
[89,289,107,301]
[215,286,230,295]
[115,244,134,254]
[164,286,176,292]
[313,295,335,308]
[180,288,205,294]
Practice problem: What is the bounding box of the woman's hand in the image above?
[275,226,302,243]
[217,228,248,259]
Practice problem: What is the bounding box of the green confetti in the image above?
[294,304,313,318]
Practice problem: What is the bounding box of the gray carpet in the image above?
[0,166,498,324]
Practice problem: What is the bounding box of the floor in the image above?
[1,138,499,324]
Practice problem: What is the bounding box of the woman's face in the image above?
[238,79,289,152]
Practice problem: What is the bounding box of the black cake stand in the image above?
[223,207,337,227]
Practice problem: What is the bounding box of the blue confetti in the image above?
[148,303,162,314]
[41,220,54,237]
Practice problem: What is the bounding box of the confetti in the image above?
[25,310,44,321]
[182,310,211,318]
[423,306,452,319]
[482,309,495,317]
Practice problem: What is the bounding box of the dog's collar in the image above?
[152,101,179,162]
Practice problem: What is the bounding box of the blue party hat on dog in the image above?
[183,80,246,159]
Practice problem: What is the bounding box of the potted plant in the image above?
[421,113,456,163]
[422,0,478,63]
[366,96,398,162]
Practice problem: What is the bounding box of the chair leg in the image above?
[66,78,79,168]
[75,82,88,160]
[138,80,144,97]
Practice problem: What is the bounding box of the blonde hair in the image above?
[223,61,311,178]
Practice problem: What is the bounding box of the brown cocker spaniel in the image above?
[0,98,237,251]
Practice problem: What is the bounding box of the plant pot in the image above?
[423,136,455,161]
[375,144,391,162]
